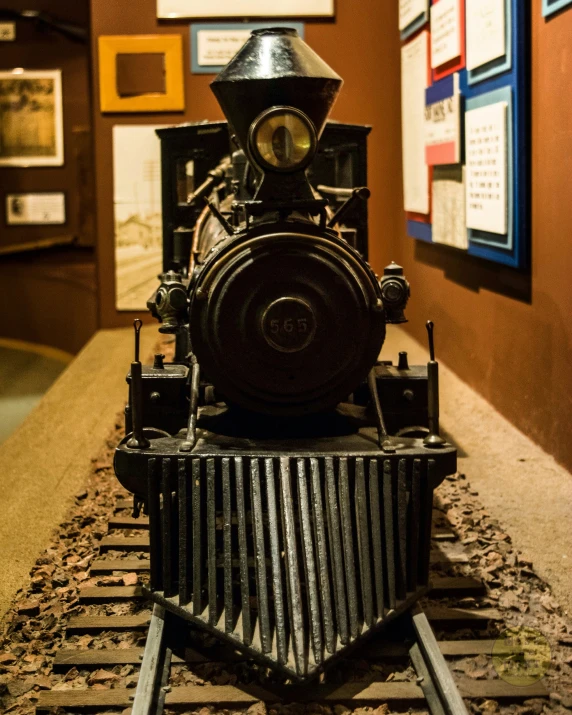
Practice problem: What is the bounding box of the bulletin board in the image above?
[399,0,530,269]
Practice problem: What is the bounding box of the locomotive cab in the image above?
[114,27,456,681]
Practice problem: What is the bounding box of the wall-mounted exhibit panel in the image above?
[400,0,429,40]
[113,125,167,311]
[190,22,305,74]
[0,69,64,167]
[400,0,529,269]
[157,0,334,19]
[98,35,185,113]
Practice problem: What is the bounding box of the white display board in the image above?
[399,0,429,31]
[401,31,430,215]
[430,0,462,69]
[6,193,65,225]
[466,0,506,72]
[465,102,508,235]
[158,0,333,18]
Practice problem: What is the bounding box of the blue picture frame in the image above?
[406,0,529,269]
[191,22,305,74]
[467,0,512,85]
[542,0,572,18]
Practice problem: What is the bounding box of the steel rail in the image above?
[130,601,467,715]
[131,604,172,715]
[411,606,470,715]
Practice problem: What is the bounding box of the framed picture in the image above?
[191,22,305,74]
[98,35,185,113]
[0,69,64,167]
[113,125,168,311]
[158,0,334,19]
[543,0,572,17]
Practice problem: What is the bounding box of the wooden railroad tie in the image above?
[36,679,548,710]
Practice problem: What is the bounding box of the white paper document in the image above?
[401,31,430,215]
[197,29,252,66]
[465,102,508,235]
[432,166,467,249]
[424,73,460,165]
[466,0,506,71]
[158,0,333,18]
[6,193,65,224]
[399,0,428,31]
[430,0,461,69]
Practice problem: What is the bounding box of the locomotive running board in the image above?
[131,442,456,680]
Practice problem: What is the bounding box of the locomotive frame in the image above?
[114,27,457,681]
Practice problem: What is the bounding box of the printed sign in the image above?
[191,22,305,73]
[466,0,506,72]
[401,31,430,215]
[425,73,460,165]
[6,193,66,225]
[399,0,429,31]
[431,0,461,68]
[465,101,508,235]
[160,0,333,18]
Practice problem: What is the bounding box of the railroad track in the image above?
[36,496,549,714]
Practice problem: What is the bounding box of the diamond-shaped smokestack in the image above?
[211,27,343,155]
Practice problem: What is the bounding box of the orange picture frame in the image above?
[98,34,185,113]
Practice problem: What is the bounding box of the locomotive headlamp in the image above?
[380,262,410,324]
[249,107,317,172]
[151,270,188,334]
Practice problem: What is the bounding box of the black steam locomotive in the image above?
[114,28,456,680]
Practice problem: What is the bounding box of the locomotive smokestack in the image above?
[211,27,343,157]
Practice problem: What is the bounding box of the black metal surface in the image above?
[127,320,150,450]
[424,321,446,449]
[180,356,200,452]
[128,434,453,680]
[189,226,386,417]
[155,121,230,272]
[112,25,459,688]
[211,28,342,155]
[125,363,189,439]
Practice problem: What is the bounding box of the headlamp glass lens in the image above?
[253,110,314,170]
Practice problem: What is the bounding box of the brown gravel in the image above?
[1,418,572,715]
[427,473,572,714]
[0,421,139,714]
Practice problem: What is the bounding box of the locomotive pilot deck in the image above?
[115,407,456,679]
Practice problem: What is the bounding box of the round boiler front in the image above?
[189,228,386,416]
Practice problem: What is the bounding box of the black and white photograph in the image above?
[0,69,64,167]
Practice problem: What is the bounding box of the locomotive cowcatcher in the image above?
[114,27,456,681]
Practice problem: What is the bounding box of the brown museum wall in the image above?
[391,0,572,473]
[0,0,97,355]
[89,0,402,328]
